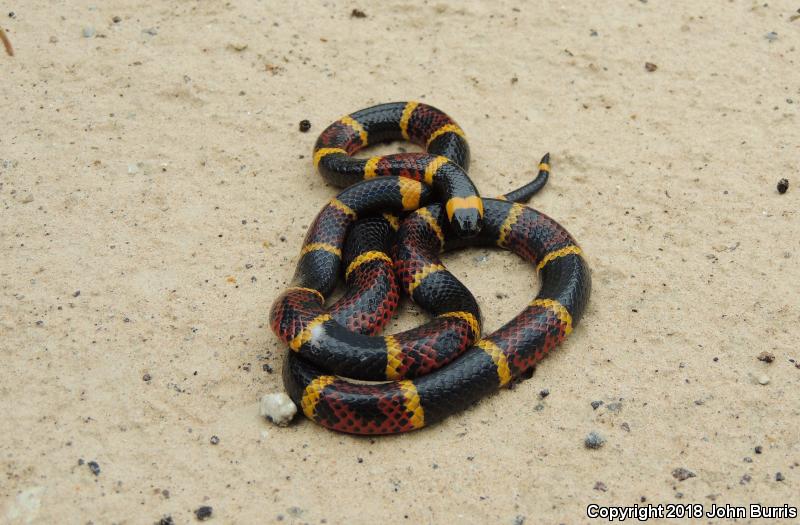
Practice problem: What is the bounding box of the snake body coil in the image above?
[314,101,482,237]
[270,102,591,434]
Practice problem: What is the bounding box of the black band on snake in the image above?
[269,102,591,434]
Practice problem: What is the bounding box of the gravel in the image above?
[672,467,696,481]
[195,506,213,521]
[585,432,605,449]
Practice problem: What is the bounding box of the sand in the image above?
[1,1,798,523]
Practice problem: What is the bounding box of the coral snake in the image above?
[270,102,591,434]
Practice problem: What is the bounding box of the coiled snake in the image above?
[270,102,591,434]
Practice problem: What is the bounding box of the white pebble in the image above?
[82,27,96,38]
[758,375,770,385]
[259,393,297,427]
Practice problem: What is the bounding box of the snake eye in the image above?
[450,207,483,238]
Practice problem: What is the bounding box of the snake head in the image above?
[446,196,484,238]
[449,207,484,238]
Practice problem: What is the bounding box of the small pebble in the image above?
[142,373,151,382]
[260,393,297,426]
[20,193,34,204]
[591,400,603,410]
[777,178,789,194]
[195,506,213,521]
[539,389,550,399]
[112,15,121,23]
[142,28,158,36]
[210,435,220,445]
[594,481,608,492]
[775,472,784,482]
[584,432,605,449]
[351,8,367,18]
[262,363,274,373]
[644,62,658,72]
[87,460,101,476]
[672,467,696,481]
[82,27,96,38]
[740,474,752,484]
[757,351,775,363]
[755,445,763,454]
[299,119,311,132]
[758,375,770,385]
[158,517,174,525]
[765,31,778,42]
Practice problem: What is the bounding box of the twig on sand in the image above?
[1,28,14,57]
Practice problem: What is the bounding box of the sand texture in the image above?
[1,1,798,523]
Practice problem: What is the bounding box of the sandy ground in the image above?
[2,1,799,524]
